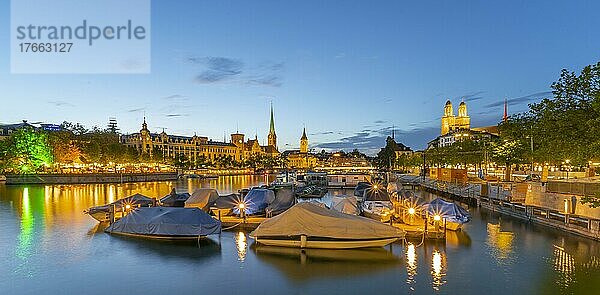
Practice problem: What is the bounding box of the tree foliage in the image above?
[1,127,53,173]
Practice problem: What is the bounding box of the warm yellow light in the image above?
[433,214,441,221]
[125,204,131,210]
[408,207,416,215]
[373,184,379,190]
[238,203,245,209]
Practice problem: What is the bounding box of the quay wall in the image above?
[399,175,600,241]
[4,172,179,185]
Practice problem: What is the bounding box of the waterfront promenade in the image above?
[398,175,600,241]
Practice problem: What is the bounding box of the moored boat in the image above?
[85,193,155,223]
[250,202,404,249]
[331,195,359,215]
[105,207,221,240]
[425,197,471,231]
[361,189,394,222]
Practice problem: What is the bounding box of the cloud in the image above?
[127,107,146,113]
[166,114,188,118]
[187,56,283,87]
[373,120,387,124]
[383,98,393,103]
[310,131,334,136]
[247,62,284,87]
[457,91,486,102]
[484,91,552,108]
[47,100,75,107]
[163,94,187,101]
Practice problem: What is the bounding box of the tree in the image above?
[375,137,397,170]
[2,127,53,173]
[47,130,81,164]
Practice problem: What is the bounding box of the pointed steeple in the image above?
[301,127,308,140]
[267,102,277,149]
[503,98,508,122]
[141,116,148,131]
[269,103,275,134]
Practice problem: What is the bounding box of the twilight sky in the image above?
[1,0,599,154]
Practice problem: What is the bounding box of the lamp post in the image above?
[526,135,534,179]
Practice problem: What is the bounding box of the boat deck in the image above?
[391,223,446,240]
[217,216,266,230]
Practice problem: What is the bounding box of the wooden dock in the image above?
[217,216,266,230]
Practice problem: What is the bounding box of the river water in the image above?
[1,175,599,294]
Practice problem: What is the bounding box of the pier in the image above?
[399,175,600,241]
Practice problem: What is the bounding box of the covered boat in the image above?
[105,207,221,240]
[426,198,471,231]
[353,182,370,200]
[233,188,275,215]
[361,189,394,222]
[184,188,219,211]
[160,189,191,207]
[331,196,359,215]
[295,185,327,198]
[85,193,155,222]
[250,202,404,249]
[266,187,296,216]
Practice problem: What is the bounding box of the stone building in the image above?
[122,107,279,163]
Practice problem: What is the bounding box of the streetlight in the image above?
[526,135,534,179]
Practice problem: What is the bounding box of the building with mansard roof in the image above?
[121,105,279,164]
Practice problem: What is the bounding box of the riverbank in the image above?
[3,172,179,185]
[399,175,600,241]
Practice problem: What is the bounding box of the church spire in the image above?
[267,102,277,149]
[269,102,276,135]
[503,98,508,122]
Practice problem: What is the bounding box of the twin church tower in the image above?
[440,100,471,135]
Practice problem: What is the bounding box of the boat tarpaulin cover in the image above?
[213,194,242,209]
[363,189,391,202]
[106,207,221,236]
[353,182,370,197]
[87,193,153,214]
[233,189,275,215]
[185,188,219,211]
[160,192,191,207]
[331,196,359,215]
[251,202,404,239]
[266,188,295,216]
[426,198,471,224]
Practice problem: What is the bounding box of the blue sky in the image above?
[1,0,599,154]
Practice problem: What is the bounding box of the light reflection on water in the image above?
[236,231,248,262]
[1,177,600,294]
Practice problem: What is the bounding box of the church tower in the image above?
[140,117,151,154]
[441,100,454,135]
[300,127,308,153]
[456,101,471,130]
[267,103,277,149]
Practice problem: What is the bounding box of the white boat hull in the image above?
[253,237,398,249]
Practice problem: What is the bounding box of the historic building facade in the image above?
[428,100,499,149]
[122,107,279,163]
[441,100,470,135]
[283,127,318,169]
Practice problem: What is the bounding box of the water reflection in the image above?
[251,244,400,282]
[236,231,247,262]
[552,245,575,287]
[406,243,417,288]
[486,223,515,264]
[431,249,447,291]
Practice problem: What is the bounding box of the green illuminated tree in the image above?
[3,127,53,173]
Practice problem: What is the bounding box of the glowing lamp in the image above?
[373,184,379,190]
[125,204,131,210]
[433,214,441,221]
[408,207,416,215]
[238,203,245,209]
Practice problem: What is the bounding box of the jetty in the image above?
[398,174,600,241]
